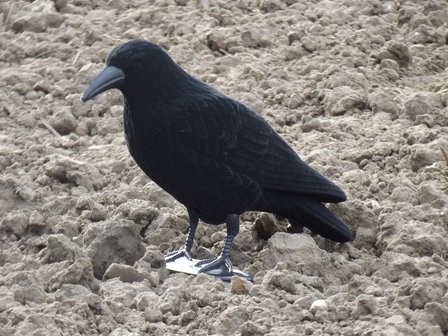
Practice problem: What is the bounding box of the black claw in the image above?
[197,256,233,277]
[287,223,304,234]
[197,257,253,282]
[165,249,192,263]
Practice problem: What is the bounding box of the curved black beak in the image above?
[82,66,125,102]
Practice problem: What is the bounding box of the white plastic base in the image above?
[165,255,253,282]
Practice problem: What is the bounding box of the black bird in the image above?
[82,40,352,278]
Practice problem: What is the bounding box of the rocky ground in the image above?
[1,0,447,335]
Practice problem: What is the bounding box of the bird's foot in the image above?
[165,248,253,282]
[195,256,253,282]
[287,223,304,234]
[165,249,192,263]
[195,255,233,278]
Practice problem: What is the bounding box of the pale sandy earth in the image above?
[0,0,447,335]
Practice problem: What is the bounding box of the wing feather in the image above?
[169,93,346,203]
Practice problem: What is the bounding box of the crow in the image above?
[82,40,352,278]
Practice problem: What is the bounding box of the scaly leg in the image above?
[196,213,239,276]
[165,209,199,262]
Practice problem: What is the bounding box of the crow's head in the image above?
[82,40,183,102]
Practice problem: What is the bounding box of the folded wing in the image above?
[171,93,346,203]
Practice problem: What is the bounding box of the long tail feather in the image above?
[288,197,352,242]
[253,191,352,242]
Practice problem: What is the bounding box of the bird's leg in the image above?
[165,210,199,263]
[196,214,239,276]
[287,220,304,234]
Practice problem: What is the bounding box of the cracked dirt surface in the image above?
[1,0,447,335]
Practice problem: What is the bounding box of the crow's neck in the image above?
[123,63,208,104]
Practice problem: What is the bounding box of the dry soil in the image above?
[0,0,447,335]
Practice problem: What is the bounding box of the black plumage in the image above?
[82,40,352,276]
